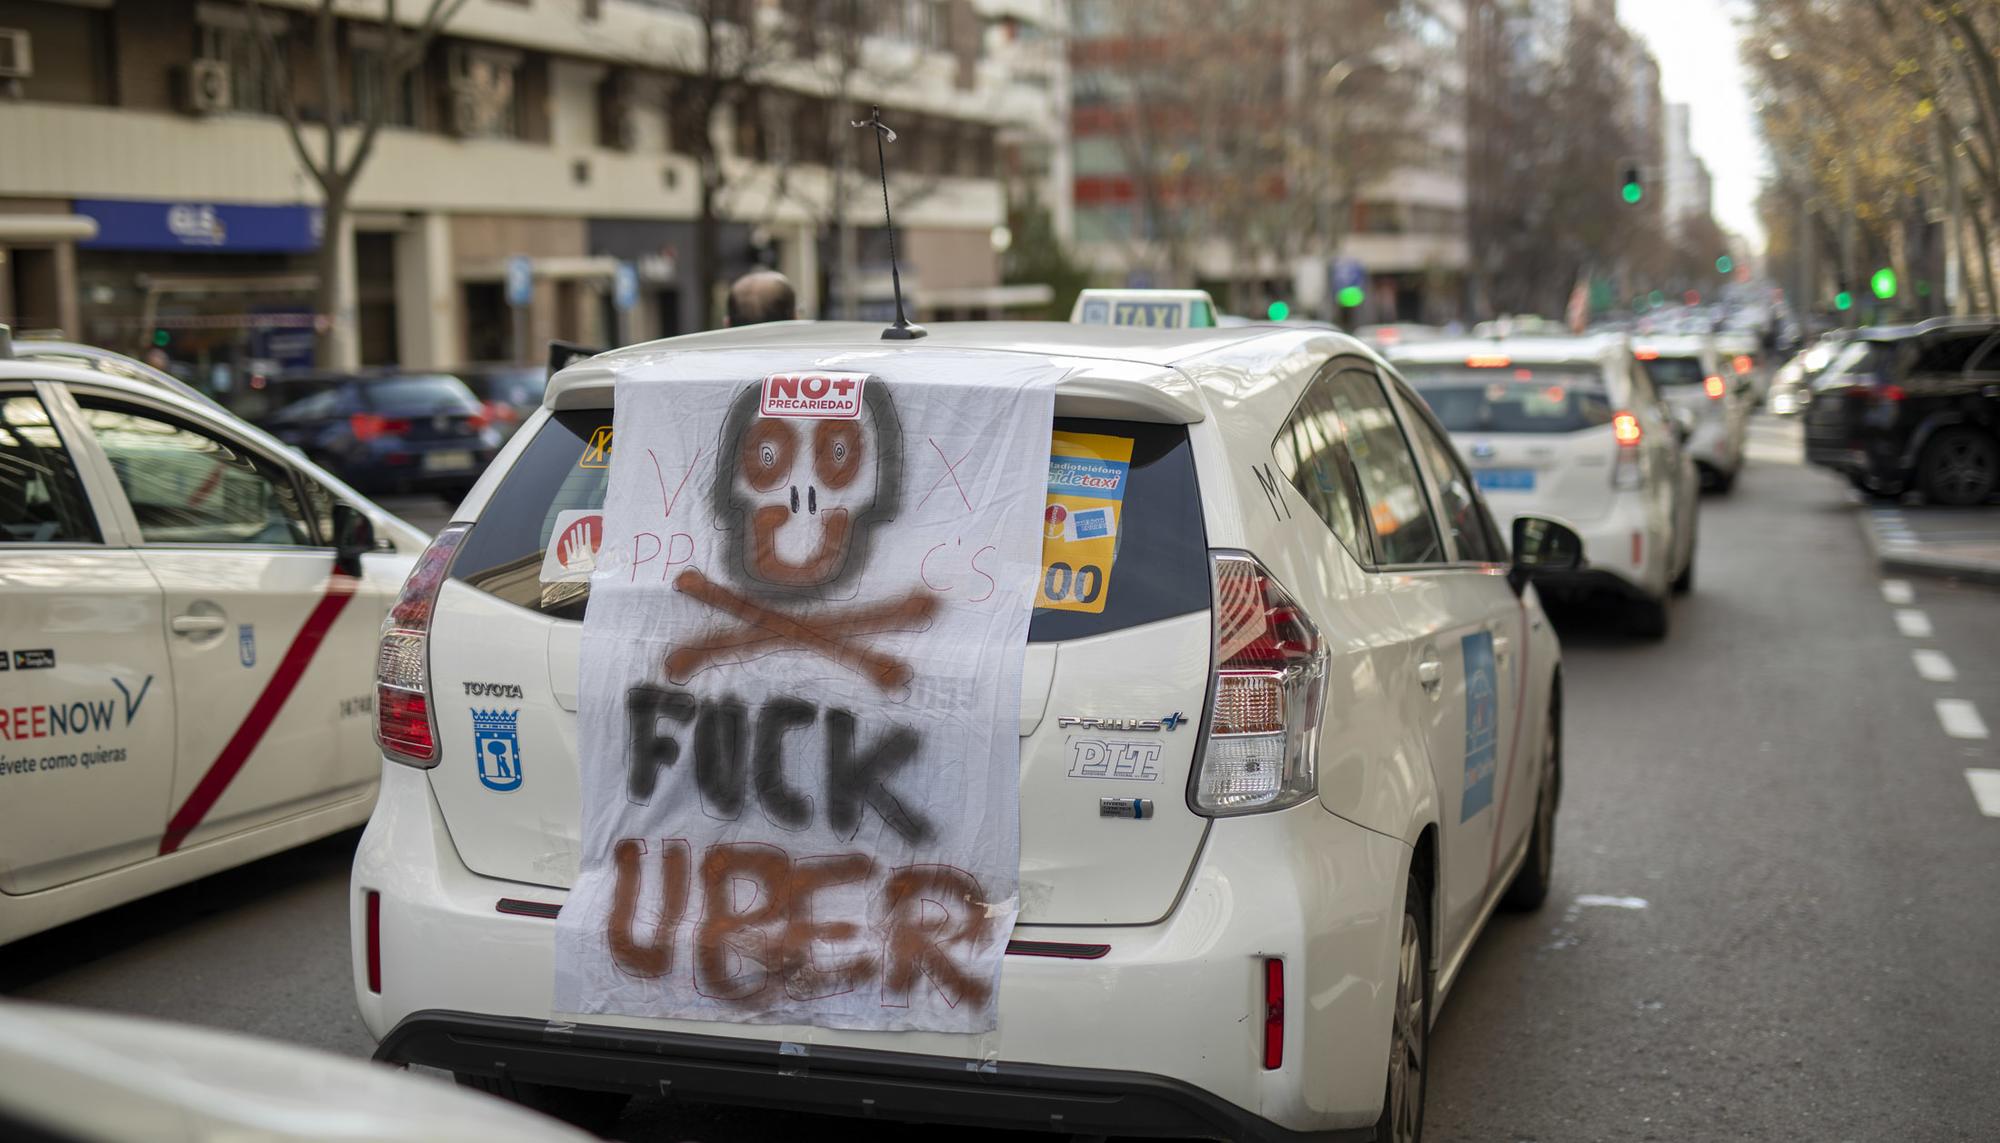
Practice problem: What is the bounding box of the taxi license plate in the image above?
[1475,468,1535,492]
[423,450,474,473]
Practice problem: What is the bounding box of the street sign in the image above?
[613,261,640,312]
[505,255,534,309]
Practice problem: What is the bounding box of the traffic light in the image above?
[1621,167,1643,205]
[1336,286,1365,308]
[1716,255,1734,275]
[1267,300,1291,321]
[1871,267,1898,300]
[1835,291,1854,312]
[152,328,170,348]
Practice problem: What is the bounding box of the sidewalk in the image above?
[1858,501,2000,586]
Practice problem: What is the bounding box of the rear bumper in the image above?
[376,1010,1371,1142]
[352,763,1406,1139]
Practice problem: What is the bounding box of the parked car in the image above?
[1804,317,2000,505]
[261,372,501,499]
[453,364,549,442]
[0,329,426,945]
[356,319,1572,1142]
[1389,335,1699,636]
[1634,335,1750,493]
[0,1000,591,1142]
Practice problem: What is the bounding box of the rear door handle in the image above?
[170,614,228,636]
[1416,657,1443,695]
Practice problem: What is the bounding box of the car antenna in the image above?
[852,105,925,340]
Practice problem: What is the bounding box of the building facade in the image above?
[0,0,1050,381]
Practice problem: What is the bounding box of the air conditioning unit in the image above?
[177,59,232,115]
[0,29,32,80]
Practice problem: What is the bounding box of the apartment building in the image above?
[0,0,1045,377]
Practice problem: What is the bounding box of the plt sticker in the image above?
[1037,431,1133,614]
[541,510,605,583]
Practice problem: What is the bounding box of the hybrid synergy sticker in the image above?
[1036,431,1133,614]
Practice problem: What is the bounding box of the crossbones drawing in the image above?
[667,379,935,692]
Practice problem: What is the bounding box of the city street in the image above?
[5,421,1996,1141]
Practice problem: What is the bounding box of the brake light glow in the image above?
[1612,412,1643,445]
[1263,958,1285,1070]
[1193,555,1326,815]
[1635,347,1660,361]
[1880,384,1907,403]
[350,413,412,441]
[1704,375,1726,399]
[1732,354,1754,375]
[1466,354,1510,368]
[375,524,468,767]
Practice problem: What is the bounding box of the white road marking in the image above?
[1881,579,1915,605]
[1912,650,1958,683]
[1965,770,2000,817]
[1571,895,1649,910]
[1937,700,1990,740]
[1895,609,1934,638]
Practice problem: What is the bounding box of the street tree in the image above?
[247,0,468,368]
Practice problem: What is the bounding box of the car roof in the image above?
[553,320,1382,422]
[1630,334,1715,355]
[1855,315,2000,341]
[1385,335,1631,368]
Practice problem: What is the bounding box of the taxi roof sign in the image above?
[1070,289,1217,330]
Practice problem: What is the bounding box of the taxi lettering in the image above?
[0,675,154,742]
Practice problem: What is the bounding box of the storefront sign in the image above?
[74,199,323,253]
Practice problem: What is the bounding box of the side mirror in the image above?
[1670,405,1697,444]
[1509,514,1585,595]
[332,502,376,577]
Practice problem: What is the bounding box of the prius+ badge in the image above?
[1057,712,1187,733]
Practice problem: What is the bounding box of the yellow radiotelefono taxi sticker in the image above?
[1037,431,1134,614]
[579,425,613,469]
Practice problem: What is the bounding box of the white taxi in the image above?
[356,319,1573,1142]
[0,331,424,945]
[1387,336,1699,637]
[1634,335,1750,492]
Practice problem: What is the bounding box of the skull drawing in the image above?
[711,379,903,598]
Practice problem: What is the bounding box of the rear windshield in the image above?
[450,409,1211,640]
[365,376,481,416]
[1639,356,1708,387]
[1810,340,1893,392]
[1397,365,1615,434]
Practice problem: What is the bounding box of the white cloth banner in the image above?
[553,348,1063,1034]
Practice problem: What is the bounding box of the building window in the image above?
[351,30,423,128]
[196,2,288,116]
[442,43,521,138]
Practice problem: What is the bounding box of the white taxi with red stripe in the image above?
[1387,336,1699,638]
[0,332,425,944]
[354,321,1570,1142]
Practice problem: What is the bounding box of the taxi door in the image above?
[68,392,372,855]
[0,383,176,893]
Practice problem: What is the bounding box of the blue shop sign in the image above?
[75,199,323,253]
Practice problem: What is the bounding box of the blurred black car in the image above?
[1804,318,2000,505]
[452,364,547,441]
[261,372,501,498]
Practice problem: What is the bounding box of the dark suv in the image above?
[1804,318,2000,505]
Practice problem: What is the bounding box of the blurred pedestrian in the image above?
[726,270,798,327]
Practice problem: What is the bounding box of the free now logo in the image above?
[759,371,867,419]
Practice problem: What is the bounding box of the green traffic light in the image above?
[1871,267,1898,299]
[152,329,170,347]
[1621,182,1643,205]
[1336,286,1365,309]
[1267,300,1291,322]
[1648,290,1664,307]
[1716,255,1734,274]
[1835,291,1854,311]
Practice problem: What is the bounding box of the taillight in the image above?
[1262,957,1285,1070]
[1732,354,1753,375]
[375,524,468,767]
[1879,384,1907,404]
[350,413,412,441]
[1611,411,1643,490]
[1193,554,1326,815]
[466,409,490,431]
[1703,375,1726,399]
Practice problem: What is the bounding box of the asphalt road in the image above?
[7,420,1998,1142]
